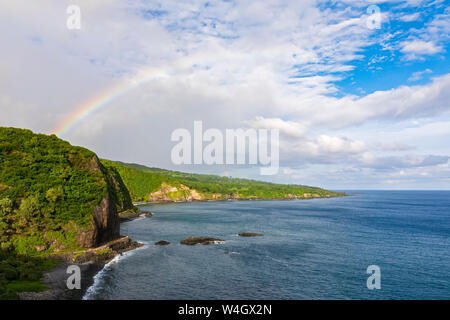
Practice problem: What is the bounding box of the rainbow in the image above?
[51,52,212,137]
[51,73,162,137]
[52,83,125,137]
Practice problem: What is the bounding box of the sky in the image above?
[1,0,449,190]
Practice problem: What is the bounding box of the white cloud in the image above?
[398,12,420,22]
[372,141,415,152]
[302,135,366,156]
[401,40,442,55]
[245,117,307,138]
[291,74,450,129]
[408,68,432,81]
[0,0,449,189]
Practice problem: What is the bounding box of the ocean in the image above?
[83,191,450,300]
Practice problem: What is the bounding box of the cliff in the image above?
[0,127,133,253]
[147,183,204,202]
[101,160,345,203]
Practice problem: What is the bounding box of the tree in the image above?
[0,198,13,217]
[45,186,64,203]
[17,195,41,229]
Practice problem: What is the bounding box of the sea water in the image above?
[84,191,450,300]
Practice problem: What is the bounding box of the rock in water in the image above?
[180,237,225,245]
[155,240,170,245]
[142,211,152,217]
[238,233,264,237]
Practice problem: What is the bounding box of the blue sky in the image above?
[0,0,449,189]
[300,1,450,97]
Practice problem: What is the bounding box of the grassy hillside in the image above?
[0,127,133,299]
[101,160,344,202]
[101,160,176,201]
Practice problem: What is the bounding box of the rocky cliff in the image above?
[148,183,206,202]
[76,191,120,248]
[0,127,133,254]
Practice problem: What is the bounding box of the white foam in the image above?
[82,241,148,300]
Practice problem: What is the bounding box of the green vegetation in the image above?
[101,160,134,213]
[7,280,49,293]
[0,127,131,255]
[101,160,344,202]
[0,128,106,253]
[100,160,176,201]
[0,127,133,299]
[95,248,111,255]
[0,249,60,299]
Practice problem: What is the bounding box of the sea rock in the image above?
[118,210,141,222]
[155,240,170,245]
[238,233,264,237]
[142,211,152,217]
[67,236,144,264]
[180,237,225,245]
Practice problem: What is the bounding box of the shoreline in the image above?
[19,233,145,300]
[133,193,346,206]
[20,196,344,300]
[19,261,105,300]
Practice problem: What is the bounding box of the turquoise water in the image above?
[84,191,450,300]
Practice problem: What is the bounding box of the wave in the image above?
[82,240,148,300]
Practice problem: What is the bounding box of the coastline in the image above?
[133,193,346,206]
[19,261,105,300]
[19,197,343,300]
[19,233,145,300]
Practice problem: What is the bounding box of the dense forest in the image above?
[0,127,132,299]
[101,160,344,202]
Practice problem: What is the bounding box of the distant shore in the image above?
[133,193,346,206]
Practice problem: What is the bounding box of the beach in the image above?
[19,228,145,300]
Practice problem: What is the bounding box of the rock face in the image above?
[77,193,120,248]
[148,183,206,202]
[180,237,225,245]
[93,193,120,246]
[75,156,126,248]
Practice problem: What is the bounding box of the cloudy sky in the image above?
[1,0,449,190]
